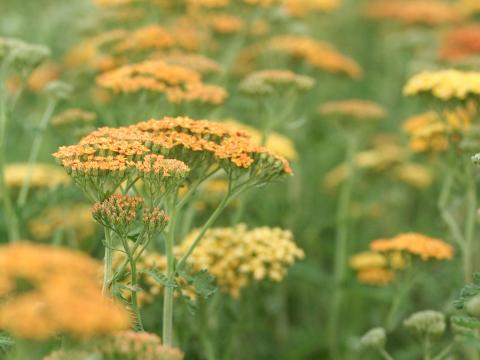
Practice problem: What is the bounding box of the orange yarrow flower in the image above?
[370,233,454,261]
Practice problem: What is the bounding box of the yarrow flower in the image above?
[349,251,400,286]
[113,25,175,54]
[177,224,305,298]
[267,35,362,79]
[63,30,128,71]
[370,233,454,261]
[5,163,70,189]
[403,70,480,101]
[92,194,144,234]
[439,25,480,63]
[0,242,130,340]
[282,0,341,17]
[403,102,477,153]
[53,116,291,201]
[365,1,464,26]
[96,60,228,104]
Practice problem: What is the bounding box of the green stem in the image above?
[432,343,453,360]
[328,132,358,359]
[176,189,232,271]
[464,160,477,283]
[102,228,113,295]
[438,170,465,247]
[379,349,395,360]
[17,98,57,207]
[386,272,416,331]
[0,68,20,241]
[423,336,431,360]
[121,235,143,331]
[163,226,175,347]
[163,194,179,347]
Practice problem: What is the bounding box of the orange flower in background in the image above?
[268,36,362,79]
[440,24,480,62]
[357,268,394,286]
[403,102,476,153]
[365,0,464,26]
[371,233,454,261]
[113,25,175,53]
[63,29,128,71]
[206,14,244,34]
[0,242,130,340]
[27,62,61,92]
[283,0,341,17]
[96,60,228,104]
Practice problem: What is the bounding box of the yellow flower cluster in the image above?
[179,224,305,298]
[28,204,97,242]
[403,102,476,153]
[403,70,480,101]
[5,163,70,189]
[370,233,454,261]
[461,0,480,14]
[0,242,130,339]
[96,59,228,104]
[350,251,409,286]
[117,224,304,301]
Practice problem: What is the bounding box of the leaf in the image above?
[142,268,177,288]
[452,315,480,329]
[0,333,14,352]
[192,270,216,299]
[180,293,198,315]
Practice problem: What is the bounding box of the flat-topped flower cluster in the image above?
[53,116,292,200]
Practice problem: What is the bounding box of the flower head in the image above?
[365,1,464,26]
[0,242,130,340]
[267,35,362,79]
[96,60,228,104]
[92,194,144,234]
[370,233,454,261]
[403,70,480,101]
[178,224,304,298]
